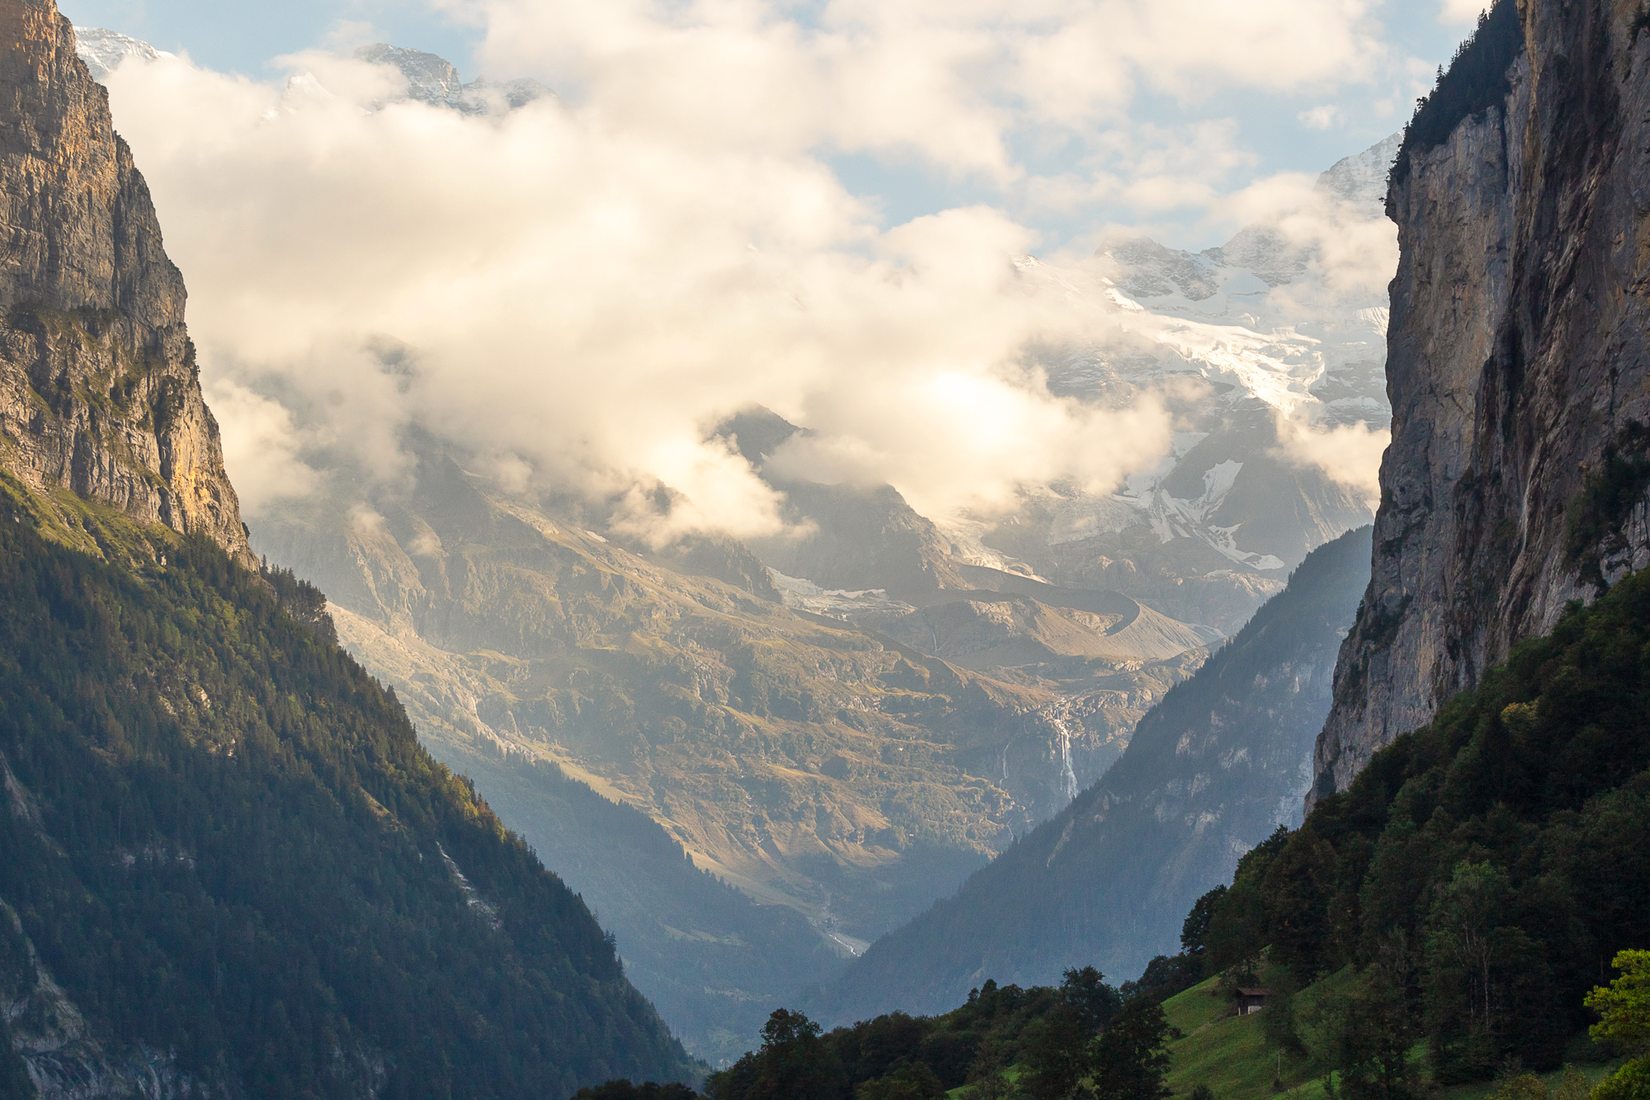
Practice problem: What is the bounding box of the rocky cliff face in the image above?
[0,0,246,560]
[1315,0,1650,796]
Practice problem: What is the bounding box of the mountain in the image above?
[1313,0,1650,797]
[720,405,1219,698]
[607,534,1650,1096]
[0,4,695,1094]
[69,27,168,81]
[810,526,1372,1023]
[353,43,552,114]
[253,444,1202,942]
[434,748,842,1067]
[974,136,1395,634]
[1185,523,1650,1083]
[253,449,1198,1058]
[66,24,1394,1061]
[1,10,245,561]
[1162,5,1650,1088]
[73,31,1214,1052]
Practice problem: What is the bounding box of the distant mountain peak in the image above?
[355,43,466,103]
[1317,131,1402,207]
[353,41,553,114]
[73,25,171,81]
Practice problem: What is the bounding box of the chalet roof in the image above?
[1236,987,1271,997]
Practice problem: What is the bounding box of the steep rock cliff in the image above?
[1315,0,1650,796]
[0,0,246,560]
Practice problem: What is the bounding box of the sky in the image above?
[60,0,1478,245]
[56,0,1486,542]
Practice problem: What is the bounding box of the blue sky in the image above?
[59,0,475,74]
[61,0,1476,247]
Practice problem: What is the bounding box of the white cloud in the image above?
[99,53,1178,537]
[1298,105,1342,130]
[1275,418,1390,500]
[203,379,322,508]
[93,0,1403,538]
[1438,0,1486,24]
[1213,172,1398,296]
[436,0,1390,173]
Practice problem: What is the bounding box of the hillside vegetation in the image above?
[1186,564,1650,1089]
[0,478,696,1096]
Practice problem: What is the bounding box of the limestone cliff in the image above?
[0,0,246,560]
[1315,0,1650,796]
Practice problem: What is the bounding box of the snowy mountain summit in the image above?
[72,30,549,116]
[972,135,1401,631]
[74,27,171,81]
[355,43,552,114]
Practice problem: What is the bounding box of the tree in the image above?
[1182,887,1227,958]
[1587,950,1650,1056]
[854,1061,945,1100]
[749,1009,842,1100]
[1315,937,1422,1100]
[1262,966,1306,1057]
[1091,1000,1171,1100]
[1586,950,1650,1100]
[572,1083,703,1100]
[1061,967,1123,1033]
[1423,861,1513,1080]
[1018,1010,1090,1100]
[965,1040,1016,1100]
[1263,835,1338,977]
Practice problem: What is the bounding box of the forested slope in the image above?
[1190,563,1650,1085]
[0,481,697,1097]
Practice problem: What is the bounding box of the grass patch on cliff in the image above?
[0,470,174,563]
[1565,422,1650,581]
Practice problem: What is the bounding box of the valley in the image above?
[9,0,1649,1096]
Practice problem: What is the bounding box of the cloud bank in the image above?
[93,0,1402,541]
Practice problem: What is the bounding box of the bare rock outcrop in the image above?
[0,0,247,560]
[1314,0,1650,797]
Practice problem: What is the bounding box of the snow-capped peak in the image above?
[75,27,172,82]
[1317,131,1402,208]
[354,43,553,115]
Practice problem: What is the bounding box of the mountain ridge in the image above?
[810,526,1372,1023]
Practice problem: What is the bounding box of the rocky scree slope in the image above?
[811,526,1372,1023]
[0,0,246,562]
[1315,0,1650,796]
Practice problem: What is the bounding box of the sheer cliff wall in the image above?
[1316,0,1650,795]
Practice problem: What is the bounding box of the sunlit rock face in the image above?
[0,2,247,560]
[1315,0,1650,798]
